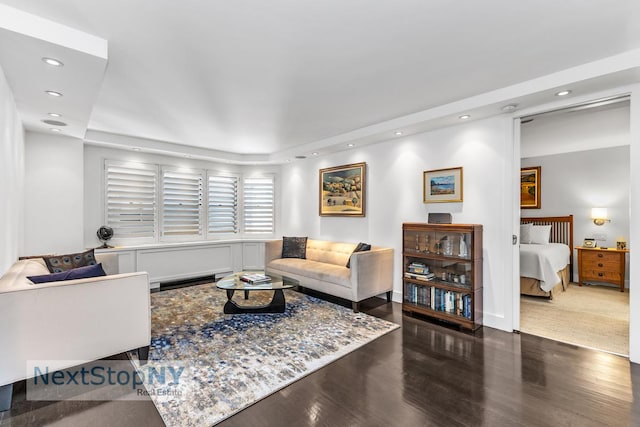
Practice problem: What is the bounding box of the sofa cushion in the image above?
[28,263,107,284]
[346,242,371,268]
[282,236,307,259]
[305,239,357,266]
[268,258,352,288]
[43,249,97,273]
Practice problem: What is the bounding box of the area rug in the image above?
[130,282,399,426]
[520,283,629,355]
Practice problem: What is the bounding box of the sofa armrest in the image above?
[350,248,394,301]
[265,240,283,265]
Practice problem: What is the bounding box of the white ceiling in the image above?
[1,1,640,162]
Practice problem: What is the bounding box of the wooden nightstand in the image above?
[576,246,629,292]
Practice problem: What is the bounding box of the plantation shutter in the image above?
[243,176,275,233]
[207,174,238,234]
[105,161,157,239]
[161,168,204,237]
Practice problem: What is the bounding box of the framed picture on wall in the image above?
[319,162,366,216]
[521,166,541,209]
[423,167,463,203]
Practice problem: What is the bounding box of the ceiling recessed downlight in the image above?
[45,90,63,97]
[312,152,319,156]
[394,131,403,136]
[132,147,141,151]
[42,57,64,67]
[48,112,62,117]
[49,128,62,133]
[459,114,470,120]
[41,119,67,126]
[555,90,572,96]
[501,104,518,112]
[347,143,355,147]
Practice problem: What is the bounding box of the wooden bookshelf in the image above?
[402,223,483,330]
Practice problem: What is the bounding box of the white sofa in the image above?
[0,254,151,411]
[265,239,394,312]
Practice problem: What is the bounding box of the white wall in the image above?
[521,102,630,158]
[280,116,516,331]
[23,132,84,255]
[0,65,24,275]
[83,145,281,248]
[629,86,640,364]
[521,146,630,284]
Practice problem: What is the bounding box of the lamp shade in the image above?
[591,208,608,220]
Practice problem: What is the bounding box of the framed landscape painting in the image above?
[520,166,541,209]
[423,167,463,203]
[319,162,366,216]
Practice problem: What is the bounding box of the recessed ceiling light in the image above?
[184,154,192,158]
[394,131,403,136]
[42,57,64,67]
[347,143,355,147]
[501,104,518,112]
[45,90,63,97]
[459,115,470,120]
[132,147,141,151]
[49,128,62,133]
[312,152,319,156]
[48,112,62,117]
[555,90,572,96]
[41,119,67,126]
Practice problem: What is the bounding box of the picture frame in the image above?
[319,162,366,216]
[520,166,541,209]
[423,167,463,203]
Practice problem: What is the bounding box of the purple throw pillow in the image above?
[28,263,106,284]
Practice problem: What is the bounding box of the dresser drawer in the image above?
[580,270,622,282]
[580,258,620,272]
[580,251,619,264]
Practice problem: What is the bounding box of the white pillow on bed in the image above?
[530,225,552,244]
[520,223,532,244]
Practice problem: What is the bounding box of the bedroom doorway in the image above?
[516,96,631,356]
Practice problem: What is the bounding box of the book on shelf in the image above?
[239,273,271,284]
[404,272,435,281]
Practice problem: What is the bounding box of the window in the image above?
[104,159,275,243]
[105,161,158,240]
[161,168,204,238]
[208,174,239,234]
[243,176,275,233]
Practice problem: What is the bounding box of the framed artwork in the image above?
[520,166,541,209]
[423,167,463,203]
[319,162,366,216]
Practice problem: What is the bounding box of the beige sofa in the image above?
[265,239,394,311]
[0,254,151,411]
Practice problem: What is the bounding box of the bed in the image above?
[520,215,573,298]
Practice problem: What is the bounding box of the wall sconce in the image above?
[591,207,610,226]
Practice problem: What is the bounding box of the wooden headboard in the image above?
[521,215,574,281]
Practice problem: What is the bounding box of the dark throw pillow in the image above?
[43,249,97,273]
[28,263,107,284]
[346,242,371,268]
[282,236,308,259]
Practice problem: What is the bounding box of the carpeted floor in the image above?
[131,283,399,427]
[520,283,629,355]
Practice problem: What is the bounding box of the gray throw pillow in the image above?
[43,249,97,273]
[346,242,371,268]
[282,236,308,259]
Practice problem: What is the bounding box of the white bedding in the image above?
[520,243,570,292]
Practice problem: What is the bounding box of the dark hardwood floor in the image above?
[2,297,640,426]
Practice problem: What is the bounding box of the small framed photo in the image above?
[319,162,366,216]
[423,167,463,203]
[521,166,541,209]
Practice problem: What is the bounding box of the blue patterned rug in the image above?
[131,282,399,426]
